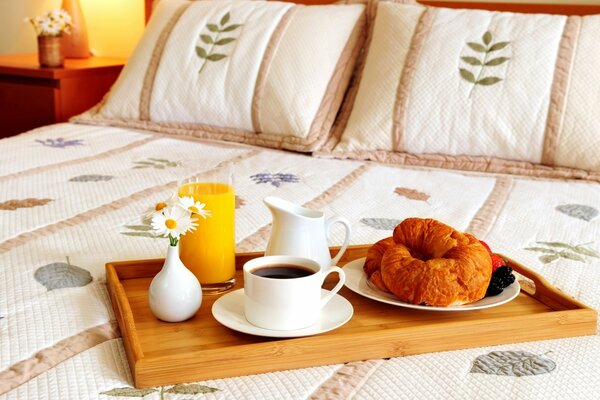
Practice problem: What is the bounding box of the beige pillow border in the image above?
[73,2,367,153]
[319,1,600,182]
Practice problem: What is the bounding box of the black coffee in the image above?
[251,264,314,279]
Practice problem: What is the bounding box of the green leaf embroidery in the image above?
[459,68,476,83]
[34,257,92,291]
[467,42,487,52]
[489,41,510,51]
[196,13,242,74]
[459,31,510,97]
[132,158,181,170]
[470,351,556,377]
[221,24,242,32]
[525,241,599,264]
[123,225,153,231]
[540,254,559,264]
[166,384,220,395]
[558,251,585,262]
[196,47,207,59]
[215,37,236,45]
[207,54,227,61]
[477,76,502,85]
[220,12,230,26]
[482,31,492,45]
[100,387,157,397]
[461,56,482,66]
[485,57,510,66]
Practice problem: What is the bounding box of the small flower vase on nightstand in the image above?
[38,36,64,68]
[149,244,202,322]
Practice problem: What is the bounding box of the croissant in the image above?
[363,237,395,293]
[366,218,492,306]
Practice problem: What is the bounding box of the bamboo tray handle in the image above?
[502,254,590,311]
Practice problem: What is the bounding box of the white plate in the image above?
[212,289,353,338]
[343,257,521,312]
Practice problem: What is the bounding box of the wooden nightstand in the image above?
[0,54,125,138]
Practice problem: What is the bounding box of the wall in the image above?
[0,0,145,58]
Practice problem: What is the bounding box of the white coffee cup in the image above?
[243,255,346,331]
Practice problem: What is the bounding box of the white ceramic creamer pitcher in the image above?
[263,196,351,270]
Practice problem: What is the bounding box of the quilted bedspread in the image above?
[1,123,600,399]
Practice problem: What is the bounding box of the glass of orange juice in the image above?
[178,168,236,293]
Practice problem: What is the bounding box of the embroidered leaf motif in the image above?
[485,57,510,66]
[207,54,227,61]
[556,204,598,222]
[461,56,482,66]
[120,224,160,239]
[540,254,559,264]
[35,138,83,148]
[100,387,157,397]
[34,257,92,291]
[250,172,299,187]
[165,384,220,395]
[459,68,476,83]
[121,232,161,239]
[467,42,487,52]
[394,187,430,201]
[220,12,230,25]
[235,195,246,209]
[482,31,492,45]
[69,175,113,182]
[477,77,502,86]
[470,351,556,377]
[489,41,510,52]
[525,241,599,264]
[459,31,510,97]
[196,13,242,74]
[0,198,52,210]
[132,158,181,169]
[360,218,401,231]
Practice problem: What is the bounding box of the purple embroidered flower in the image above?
[36,138,84,148]
[250,172,299,187]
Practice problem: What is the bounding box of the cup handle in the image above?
[326,217,352,266]
[320,266,346,308]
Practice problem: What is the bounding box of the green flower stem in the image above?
[198,30,221,75]
[168,235,179,247]
[469,50,489,98]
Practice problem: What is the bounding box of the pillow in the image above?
[74,0,366,152]
[321,1,600,180]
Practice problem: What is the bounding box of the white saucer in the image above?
[344,257,521,312]
[211,289,353,338]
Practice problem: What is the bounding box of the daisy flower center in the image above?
[165,219,177,229]
[189,206,199,213]
[155,202,167,211]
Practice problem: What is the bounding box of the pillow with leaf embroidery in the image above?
[322,2,600,180]
[75,0,366,152]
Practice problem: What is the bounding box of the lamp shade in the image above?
[61,0,90,58]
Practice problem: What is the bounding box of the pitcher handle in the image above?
[320,266,346,308]
[326,216,351,266]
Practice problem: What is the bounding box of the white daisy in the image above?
[51,9,72,25]
[151,206,197,241]
[143,192,179,222]
[39,19,60,36]
[178,196,211,219]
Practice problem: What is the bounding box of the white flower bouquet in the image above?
[150,195,211,247]
[26,9,73,37]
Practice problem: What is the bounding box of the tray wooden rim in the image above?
[106,245,597,388]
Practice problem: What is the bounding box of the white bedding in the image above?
[1,123,599,399]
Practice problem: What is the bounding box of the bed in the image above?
[2,0,600,399]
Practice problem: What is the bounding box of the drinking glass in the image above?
[178,166,236,293]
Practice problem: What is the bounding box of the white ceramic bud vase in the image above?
[149,243,202,322]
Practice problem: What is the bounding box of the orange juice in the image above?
[178,182,235,289]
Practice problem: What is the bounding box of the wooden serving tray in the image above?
[106,245,597,388]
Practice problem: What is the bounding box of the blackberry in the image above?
[486,266,515,296]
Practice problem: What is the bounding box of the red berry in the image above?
[491,254,506,272]
[479,240,492,255]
